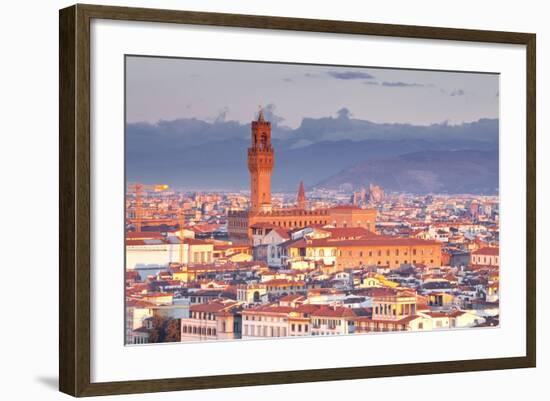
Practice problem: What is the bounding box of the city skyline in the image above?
[125,56,499,346]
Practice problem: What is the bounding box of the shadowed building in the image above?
[228,110,377,241]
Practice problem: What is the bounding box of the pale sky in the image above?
[126,56,499,128]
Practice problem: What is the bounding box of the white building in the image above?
[126,238,187,270]
[310,306,356,336]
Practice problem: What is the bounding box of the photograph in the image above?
[124,56,500,345]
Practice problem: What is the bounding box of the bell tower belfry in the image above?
[248,108,274,213]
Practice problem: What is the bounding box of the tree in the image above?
[148,316,181,343]
[165,318,181,342]
[148,316,166,343]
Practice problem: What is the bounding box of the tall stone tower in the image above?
[248,108,274,213]
[297,181,306,209]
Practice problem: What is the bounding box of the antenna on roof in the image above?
[257,104,265,121]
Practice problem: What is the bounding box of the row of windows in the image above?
[374,303,415,316]
[192,251,212,264]
[243,324,287,337]
[182,326,217,336]
[190,311,215,320]
[244,315,287,322]
[341,259,434,267]
[341,248,434,257]
[273,220,329,228]
[312,318,349,327]
[473,255,499,264]
[357,325,407,332]
[267,285,303,291]
[291,323,308,332]
[307,249,336,257]
[132,336,149,344]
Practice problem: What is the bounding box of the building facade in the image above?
[180,301,242,341]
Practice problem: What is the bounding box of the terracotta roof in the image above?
[330,205,362,210]
[263,279,305,286]
[271,227,291,239]
[126,232,164,239]
[279,294,306,302]
[323,237,440,247]
[184,238,213,246]
[321,227,378,239]
[295,304,321,313]
[285,236,440,249]
[250,222,278,229]
[191,224,222,233]
[190,301,239,313]
[143,292,173,298]
[311,306,356,318]
[243,305,295,315]
[126,299,156,308]
[472,247,499,256]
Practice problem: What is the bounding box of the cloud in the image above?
[381,81,424,87]
[283,77,293,83]
[364,81,380,86]
[449,89,465,96]
[327,70,375,80]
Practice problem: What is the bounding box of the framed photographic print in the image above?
[59,4,536,397]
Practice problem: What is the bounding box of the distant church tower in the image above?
[248,108,274,213]
[297,181,306,209]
